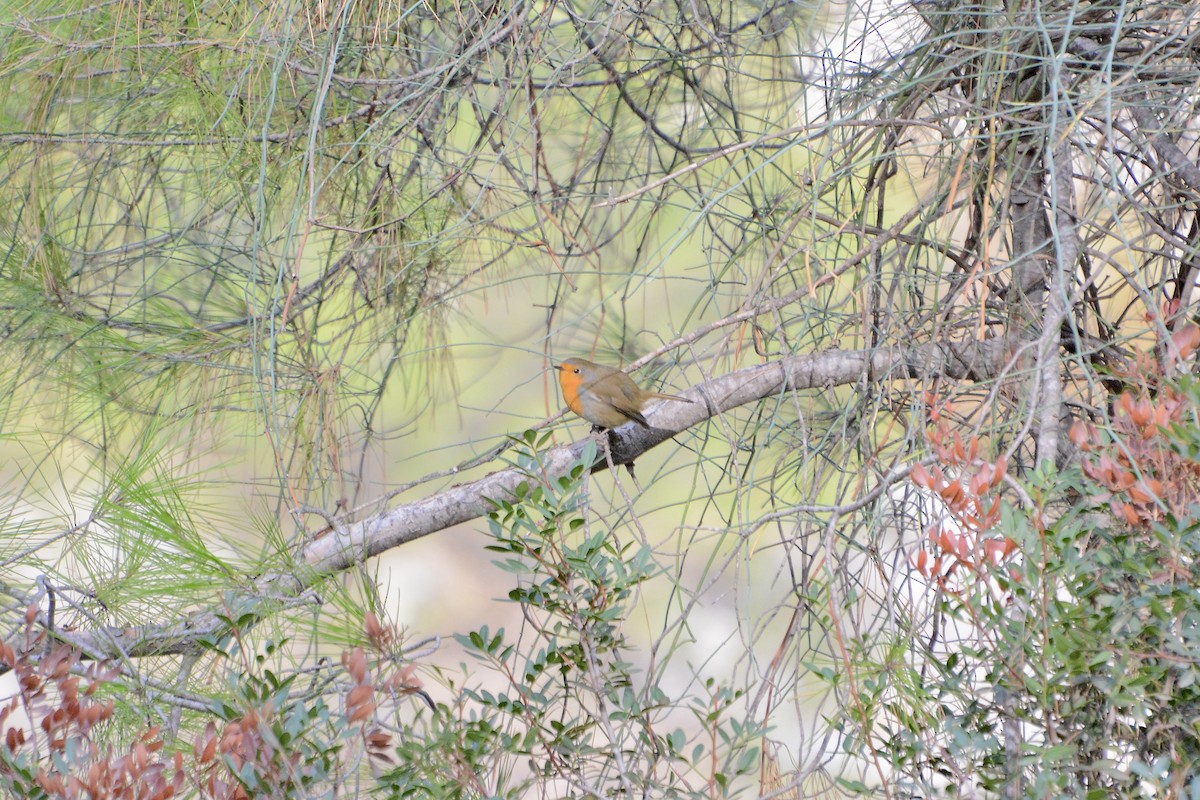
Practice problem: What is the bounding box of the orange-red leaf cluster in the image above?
[910,398,1019,593]
[1073,324,1200,530]
[0,636,182,800]
[0,609,433,798]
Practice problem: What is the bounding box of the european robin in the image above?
[555,357,692,429]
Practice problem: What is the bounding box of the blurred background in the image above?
[3,0,1200,795]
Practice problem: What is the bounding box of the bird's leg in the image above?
[585,425,611,468]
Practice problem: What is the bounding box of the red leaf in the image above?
[344,647,367,685]
[347,684,373,710]
[1171,324,1200,361]
[990,457,1007,488]
[911,462,932,489]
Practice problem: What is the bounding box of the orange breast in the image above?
[558,368,585,416]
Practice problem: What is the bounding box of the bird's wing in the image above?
[598,375,650,426]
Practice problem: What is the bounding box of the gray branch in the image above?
[35,337,1012,665]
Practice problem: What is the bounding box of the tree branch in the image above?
[32,337,1010,666]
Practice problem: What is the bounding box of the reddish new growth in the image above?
[1071,316,1200,530]
[0,620,183,800]
[354,611,434,766]
[0,608,432,800]
[909,396,1016,593]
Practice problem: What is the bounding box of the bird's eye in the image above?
[573,367,581,374]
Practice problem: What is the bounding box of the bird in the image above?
[555,357,692,429]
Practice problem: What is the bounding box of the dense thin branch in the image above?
[35,336,1011,664]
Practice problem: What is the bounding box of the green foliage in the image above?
[830,374,1200,796]
[0,620,435,799]
[369,438,764,798]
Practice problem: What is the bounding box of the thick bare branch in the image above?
[38,336,1010,664]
